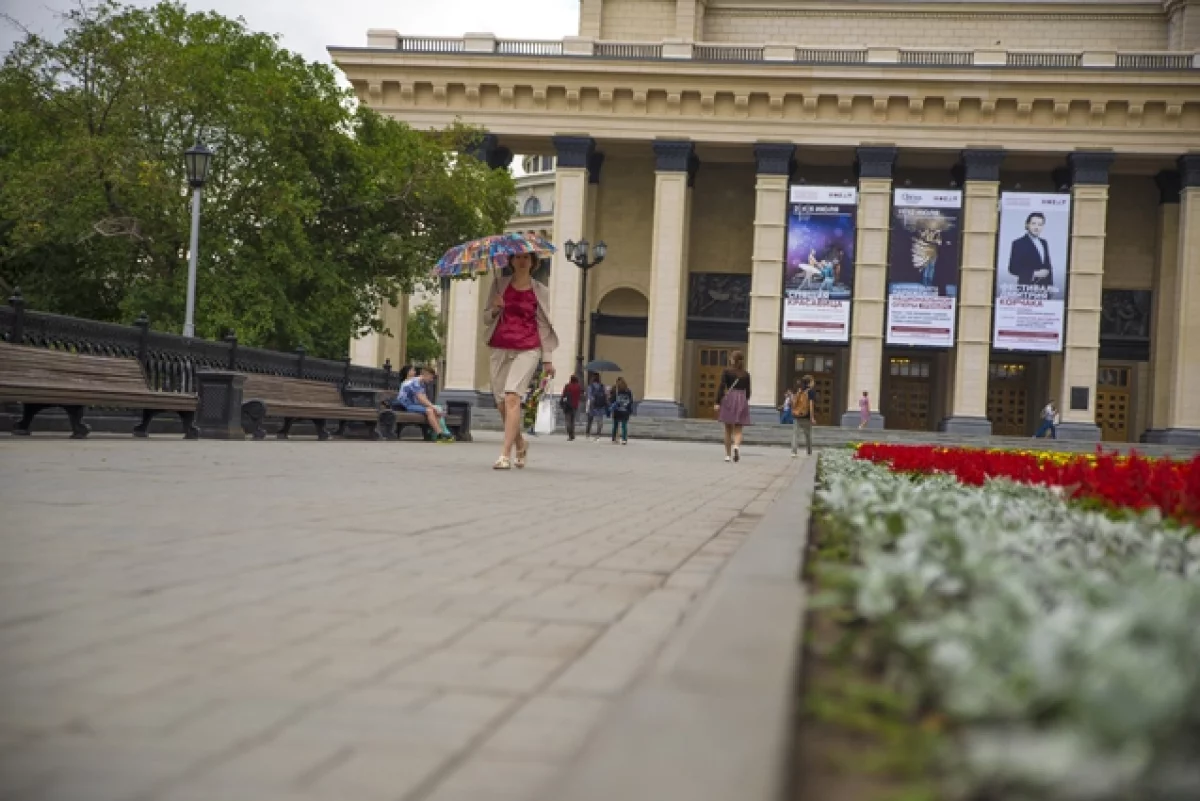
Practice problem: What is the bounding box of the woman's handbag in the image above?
[534,383,558,436]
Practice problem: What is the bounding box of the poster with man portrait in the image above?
[782,186,858,343]
[992,192,1072,352]
[886,189,962,348]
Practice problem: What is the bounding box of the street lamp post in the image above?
[182,140,214,339]
[563,239,607,383]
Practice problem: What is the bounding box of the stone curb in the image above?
[540,457,817,801]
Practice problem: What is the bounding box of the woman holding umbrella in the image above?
[484,250,559,470]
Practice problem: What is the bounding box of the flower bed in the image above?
[854,443,1200,527]
[806,450,1200,801]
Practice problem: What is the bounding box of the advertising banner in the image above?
[886,189,963,348]
[992,192,1072,352]
[783,185,858,343]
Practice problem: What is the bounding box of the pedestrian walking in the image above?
[585,373,607,441]
[1034,400,1059,439]
[791,375,816,457]
[484,251,559,470]
[714,350,752,463]
[609,377,634,445]
[858,390,871,430]
[560,375,582,440]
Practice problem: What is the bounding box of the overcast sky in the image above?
[0,0,580,64]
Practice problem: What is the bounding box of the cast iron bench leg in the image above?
[333,420,349,438]
[278,418,295,440]
[133,409,158,438]
[314,419,330,441]
[178,410,199,440]
[65,405,90,439]
[242,401,267,440]
[12,403,47,436]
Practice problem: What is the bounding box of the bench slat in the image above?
[0,386,197,410]
[243,374,343,406]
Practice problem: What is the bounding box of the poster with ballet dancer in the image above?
[886,189,963,348]
[783,185,858,343]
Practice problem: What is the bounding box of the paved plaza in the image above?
[0,433,804,801]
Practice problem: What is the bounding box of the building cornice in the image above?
[331,48,1200,156]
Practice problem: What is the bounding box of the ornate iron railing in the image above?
[1,290,401,396]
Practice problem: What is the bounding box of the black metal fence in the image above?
[1,289,402,395]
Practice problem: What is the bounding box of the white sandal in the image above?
[493,456,512,470]
[515,440,528,469]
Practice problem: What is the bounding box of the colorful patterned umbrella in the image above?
[432,232,557,279]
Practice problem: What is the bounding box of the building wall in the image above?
[1102,175,1158,290]
[592,155,656,302]
[599,0,677,41]
[688,162,756,276]
[701,3,1169,50]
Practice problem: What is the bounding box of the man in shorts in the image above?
[393,366,454,442]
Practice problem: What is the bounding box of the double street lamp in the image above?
[182,139,214,338]
[563,239,607,382]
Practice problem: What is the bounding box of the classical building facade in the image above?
[331,0,1200,443]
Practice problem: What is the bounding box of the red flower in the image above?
[853,444,1200,527]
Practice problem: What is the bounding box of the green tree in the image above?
[406,300,444,365]
[0,1,513,358]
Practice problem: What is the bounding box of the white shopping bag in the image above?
[534,394,557,436]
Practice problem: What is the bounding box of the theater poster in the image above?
[783,185,858,343]
[886,189,962,348]
[992,192,1072,352]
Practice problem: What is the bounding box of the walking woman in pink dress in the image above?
[858,391,871,430]
[714,350,752,463]
[483,252,559,470]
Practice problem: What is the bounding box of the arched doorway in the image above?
[590,288,648,403]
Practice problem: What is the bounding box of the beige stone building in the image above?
[331,0,1200,444]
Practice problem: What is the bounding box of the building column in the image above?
[441,135,513,407]
[841,147,897,428]
[547,137,595,383]
[1148,154,1200,445]
[640,140,695,418]
[942,149,1006,435]
[747,143,794,423]
[1056,151,1115,441]
[1145,170,1182,439]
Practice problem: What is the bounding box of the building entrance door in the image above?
[884,356,933,431]
[1096,366,1132,442]
[695,347,733,420]
[787,352,837,426]
[987,361,1031,437]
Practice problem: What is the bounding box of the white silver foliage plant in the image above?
[817,450,1200,801]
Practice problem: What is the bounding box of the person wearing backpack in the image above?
[791,375,816,458]
[585,373,608,441]
[609,377,634,445]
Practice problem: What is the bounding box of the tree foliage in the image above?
[0,1,513,357]
[406,300,444,366]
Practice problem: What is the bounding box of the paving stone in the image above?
[0,433,798,801]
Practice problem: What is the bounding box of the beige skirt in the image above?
[489,348,542,407]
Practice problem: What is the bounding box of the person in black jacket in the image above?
[1007,212,1054,287]
[609,377,634,445]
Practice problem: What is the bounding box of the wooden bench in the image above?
[0,342,198,439]
[240,374,393,440]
